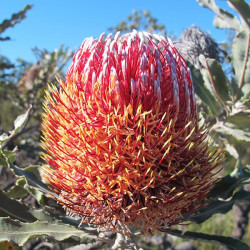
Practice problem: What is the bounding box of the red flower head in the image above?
[42,30,220,233]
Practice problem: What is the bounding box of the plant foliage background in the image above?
[0,0,249,249]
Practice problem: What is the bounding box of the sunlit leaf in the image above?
[197,0,241,32]
[0,107,32,147]
[0,217,93,246]
[9,106,31,137]
[231,29,250,100]
[0,150,15,167]
[215,122,250,142]
[224,141,239,159]
[228,0,250,29]
[205,58,232,107]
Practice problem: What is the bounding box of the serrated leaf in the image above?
[9,107,31,137]
[188,63,221,116]
[166,228,250,250]
[30,208,82,229]
[228,108,250,129]
[0,134,9,145]
[213,15,241,31]
[29,207,98,234]
[0,107,31,147]
[6,185,27,200]
[13,164,51,195]
[0,190,36,223]
[231,29,250,100]
[197,0,241,32]
[215,122,250,142]
[0,150,15,167]
[16,174,45,204]
[206,58,232,107]
[224,142,239,159]
[0,149,51,195]
[0,218,93,246]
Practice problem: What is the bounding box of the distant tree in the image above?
[108,10,168,37]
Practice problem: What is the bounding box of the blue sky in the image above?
[1,0,235,64]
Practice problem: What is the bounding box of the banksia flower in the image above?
[176,26,220,70]
[42,30,220,233]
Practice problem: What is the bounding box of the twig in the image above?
[110,222,140,250]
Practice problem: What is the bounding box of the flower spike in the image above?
[42,31,221,234]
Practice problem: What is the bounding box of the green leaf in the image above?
[213,15,241,31]
[197,0,241,32]
[0,150,15,167]
[240,165,250,184]
[224,141,239,159]
[6,176,44,203]
[228,106,250,129]
[0,190,36,223]
[228,0,250,29]
[188,63,221,116]
[165,228,249,250]
[0,107,31,147]
[6,185,27,200]
[205,58,232,108]
[9,107,31,138]
[0,134,9,145]
[0,217,93,246]
[12,164,51,195]
[30,208,86,230]
[231,30,250,100]
[215,122,250,142]
[187,163,250,224]
[0,149,51,195]
[188,190,250,224]
[16,174,44,204]
[207,175,239,200]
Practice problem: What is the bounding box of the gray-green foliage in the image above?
[195,0,250,164]
[108,10,167,36]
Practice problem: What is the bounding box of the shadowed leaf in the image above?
[0,190,36,223]
[205,58,231,107]
[188,63,221,116]
[165,228,249,250]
